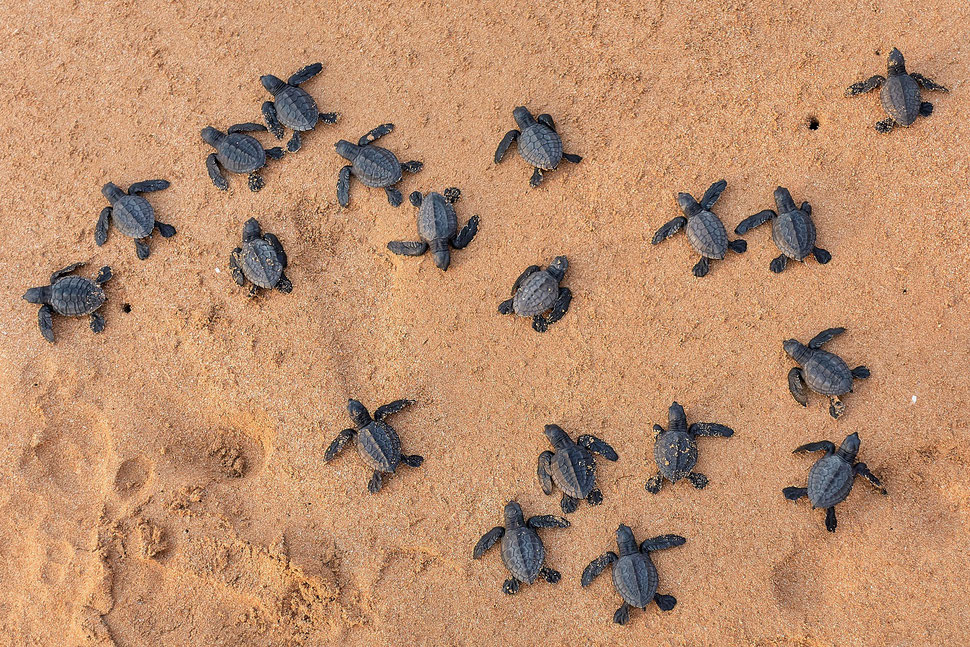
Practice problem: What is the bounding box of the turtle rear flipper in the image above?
[825,506,837,532]
[156,221,176,238]
[845,75,885,96]
[562,153,582,163]
[560,494,579,514]
[401,454,423,468]
[654,594,677,611]
[319,112,339,124]
[275,273,293,294]
[494,129,520,163]
[367,471,383,494]
[90,312,105,334]
[734,209,775,235]
[919,102,934,117]
[613,603,631,625]
[645,473,664,494]
[875,118,895,133]
[812,247,832,264]
[851,366,871,379]
[728,239,747,253]
[287,131,302,153]
[384,187,403,207]
[692,256,710,277]
[288,62,322,86]
[498,299,515,315]
[206,154,229,191]
[529,167,544,187]
[95,266,112,285]
[770,254,788,273]
[400,160,423,174]
[539,567,560,583]
[134,239,151,260]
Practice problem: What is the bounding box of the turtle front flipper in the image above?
[787,367,809,406]
[580,551,617,586]
[451,215,480,250]
[853,462,887,494]
[825,506,837,532]
[529,167,544,188]
[782,486,808,501]
[38,304,55,343]
[536,113,556,131]
[654,593,677,611]
[808,327,846,349]
[494,129,520,163]
[639,534,686,553]
[875,118,895,133]
[812,247,831,264]
[367,471,384,494]
[910,73,948,92]
[472,526,505,559]
[337,165,353,207]
[845,75,885,96]
[699,179,727,210]
[792,440,835,454]
[374,399,414,420]
[578,434,618,461]
[90,312,105,334]
[613,603,631,625]
[510,265,541,294]
[384,187,403,207]
[688,423,734,437]
[770,254,788,273]
[227,122,268,134]
[800,201,812,216]
[544,288,572,329]
[229,248,246,286]
[387,241,429,256]
[50,262,85,282]
[645,472,664,494]
[734,209,775,235]
[134,239,151,260]
[263,233,288,267]
[359,123,394,146]
[526,514,569,529]
[324,428,356,461]
[128,179,170,194]
[560,493,579,514]
[692,256,710,277]
[260,101,284,139]
[288,62,322,85]
[497,298,515,315]
[537,451,555,495]
[95,207,112,246]
[206,154,229,191]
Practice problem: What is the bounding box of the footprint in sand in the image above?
[113,456,153,497]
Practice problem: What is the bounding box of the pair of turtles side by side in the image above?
[324,398,423,493]
[335,123,423,207]
[494,106,582,187]
[581,525,685,625]
[387,187,480,271]
[645,402,734,494]
[23,263,112,343]
[473,501,569,595]
[537,424,618,513]
[785,327,870,419]
[783,432,887,532]
[498,256,572,332]
[95,180,176,260]
[230,218,292,296]
[260,62,339,153]
[202,123,284,192]
[735,187,831,273]
[846,48,949,133]
[652,180,747,277]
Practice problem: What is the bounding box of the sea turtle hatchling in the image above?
[498,256,572,333]
[229,218,293,296]
[652,179,747,277]
[324,398,423,494]
[845,48,949,133]
[734,186,831,273]
[645,402,734,494]
[783,432,887,532]
[494,106,582,187]
[387,187,480,271]
[22,263,112,343]
[581,525,685,625]
[95,180,176,260]
[537,424,618,513]
[785,327,870,419]
[473,501,569,595]
[335,124,423,207]
[201,123,284,192]
[260,62,339,153]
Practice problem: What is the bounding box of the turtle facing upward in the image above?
[537,424,618,513]
[498,256,572,332]
[735,186,831,273]
[494,106,582,187]
[645,402,734,494]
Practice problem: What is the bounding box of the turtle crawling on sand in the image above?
[229,218,292,296]
[498,256,572,333]
[201,123,284,192]
[95,180,175,260]
[784,327,870,419]
[260,62,339,153]
[23,263,112,343]
[537,424,618,513]
[494,106,582,187]
[645,402,734,494]
[335,124,423,207]
[734,186,830,273]
[387,187,479,271]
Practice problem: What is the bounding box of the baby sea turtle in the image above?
[335,124,423,207]
[845,48,949,133]
[652,180,747,277]
[494,106,582,187]
[95,180,176,260]
[229,218,292,296]
[498,256,571,333]
[22,263,112,343]
[387,188,480,271]
[734,187,831,273]
[581,525,685,625]
[473,501,569,595]
[537,424,618,513]
[645,402,734,494]
[201,123,284,192]
[783,432,887,532]
[260,62,339,153]
[785,327,870,419]
[324,398,423,493]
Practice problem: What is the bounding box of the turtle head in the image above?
[101,182,125,203]
[430,239,451,271]
[22,286,50,304]
[667,401,688,432]
[347,399,371,428]
[503,500,525,526]
[546,255,569,282]
[242,218,262,242]
[783,339,811,363]
[837,432,861,461]
[543,424,570,449]
[887,48,906,74]
[676,192,702,217]
[200,126,224,146]
[773,186,797,213]
[260,74,286,95]
[615,524,637,553]
[512,106,535,129]
[334,140,358,161]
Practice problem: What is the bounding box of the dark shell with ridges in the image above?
[772,208,817,260]
[275,85,319,131]
[240,238,284,289]
[354,146,402,188]
[612,553,659,608]
[807,454,854,508]
[551,444,596,499]
[512,271,559,316]
[217,133,267,174]
[50,276,106,316]
[110,194,156,239]
[686,210,728,259]
[881,74,922,126]
[416,192,458,242]
[501,526,545,583]
[654,431,697,482]
[355,421,402,472]
[518,124,563,170]
[803,351,853,395]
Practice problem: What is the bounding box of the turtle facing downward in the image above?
[473,501,569,595]
[387,187,480,271]
[494,106,582,187]
[785,327,870,419]
[845,48,949,133]
[652,180,747,277]
[645,402,734,494]
[229,218,292,297]
[202,124,284,192]
[23,263,112,343]
[783,432,887,532]
[324,398,423,494]
[260,62,339,153]
[95,180,175,260]
[498,256,572,333]
[335,124,423,207]
[581,525,685,625]
[537,424,618,513]
[734,186,831,273]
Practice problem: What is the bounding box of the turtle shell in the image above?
[217,133,267,174]
[880,74,922,126]
[416,192,458,243]
[686,210,728,259]
[772,208,816,260]
[110,194,156,239]
[49,276,105,316]
[551,444,596,499]
[240,238,284,289]
[802,350,853,396]
[274,85,319,131]
[512,271,559,317]
[807,454,854,508]
[355,420,402,472]
[612,552,659,608]
[353,146,403,188]
[654,431,697,482]
[518,123,563,170]
[501,526,545,584]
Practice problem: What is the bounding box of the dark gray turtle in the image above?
[735,186,830,273]
[324,398,423,494]
[95,180,175,260]
[652,180,747,277]
[581,525,684,625]
[229,218,292,297]
[645,402,734,494]
[473,501,569,595]
[537,424,618,513]
[22,263,112,343]
[497,256,571,333]
[335,124,423,207]
[387,187,480,271]
[784,327,870,419]
[260,62,339,153]
[783,432,887,532]
[201,124,284,192]
[845,48,949,133]
[494,106,582,188]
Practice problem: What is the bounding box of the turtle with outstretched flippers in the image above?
[783,432,887,532]
[201,124,284,192]
[387,187,479,271]
[734,186,831,273]
[95,180,175,260]
[645,402,734,494]
[229,218,292,297]
[537,424,618,514]
[498,256,572,333]
[335,124,422,207]
[784,327,870,419]
[22,263,112,343]
[260,62,339,153]
[494,106,582,187]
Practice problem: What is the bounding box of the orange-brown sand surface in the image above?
[1,1,969,645]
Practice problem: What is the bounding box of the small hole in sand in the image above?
[122,303,132,313]
[807,117,819,130]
